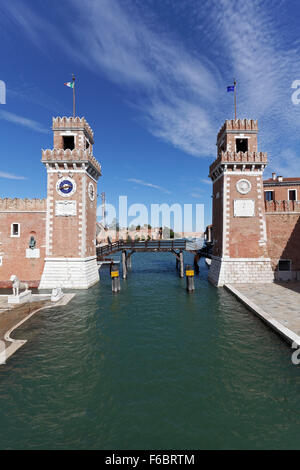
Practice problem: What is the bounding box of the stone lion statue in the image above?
[10,275,28,296]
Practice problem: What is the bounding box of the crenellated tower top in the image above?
[42,116,101,180]
[209,118,267,181]
[217,118,258,143]
[52,116,94,148]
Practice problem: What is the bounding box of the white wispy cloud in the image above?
[190,191,204,199]
[66,0,221,157]
[127,178,171,194]
[200,178,211,185]
[198,0,300,172]
[1,0,221,158]
[2,0,300,175]
[0,110,49,134]
[0,171,26,180]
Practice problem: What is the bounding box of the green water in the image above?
[0,253,299,450]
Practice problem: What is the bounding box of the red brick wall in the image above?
[227,173,268,258]
[223,132,258,155]
[264,183,300,201]
[266,212,300,270]
[0,209,46,288]
[212,176,223,257]
[48,172,98,259]
[85,175,98,258]
[49,172,83,258]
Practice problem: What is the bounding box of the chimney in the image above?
[272,172,276,180]
[278,176,283,182]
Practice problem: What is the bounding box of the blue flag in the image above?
[227,85,235,92]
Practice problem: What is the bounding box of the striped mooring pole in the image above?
[186,266,195,293]
[111,268,121,293]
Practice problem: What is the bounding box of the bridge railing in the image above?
[96,239,187,257]
[122,239,186,250]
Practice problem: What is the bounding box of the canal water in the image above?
[0,252,299,450]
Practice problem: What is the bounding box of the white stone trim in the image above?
[0,211,46,213]
[288,188,297,201]
[43,256,96,261]
[211,256,271,261]
[213,170,263,183]
[266,211,300,215]
[45,196,52,256]
[81,173,87,257]
[47,168,98,184]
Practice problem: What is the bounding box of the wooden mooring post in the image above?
[194,253,200,275]
[179,251,184,278]
[186,266,195,292]
[171,249,184,277]
[122,250,127,279]
[126,250,135,271]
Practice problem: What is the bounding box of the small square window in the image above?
[63,136,75,150]
[11,223,20,237]
[278,260,291,271]
[265,191,274,202]
[236,138,248,153]
[288,189,296,201]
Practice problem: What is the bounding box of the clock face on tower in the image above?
[236,179,252,195]
[88,181,95,201]
[56,177,76,197]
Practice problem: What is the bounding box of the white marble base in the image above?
[208,256,274,287]
[39,256,100,289]
[8,290,32,304]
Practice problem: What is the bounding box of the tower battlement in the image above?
[217,119,258,142]
[52,116,94,143]
[42,148,101,176]
[0,198,46,211]
[209,151,267,177]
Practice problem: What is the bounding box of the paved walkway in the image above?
[225,283,300,345]
[0,294,76,363]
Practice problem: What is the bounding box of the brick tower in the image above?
[208,119,274,286]
[39,117,101,289]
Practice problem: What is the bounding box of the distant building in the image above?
[263,174,300,280]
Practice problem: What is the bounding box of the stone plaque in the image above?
[55,200,77,216]
[26,248,40,259]
[234,199,255,217]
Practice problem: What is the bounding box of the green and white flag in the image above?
[64,81,74,88]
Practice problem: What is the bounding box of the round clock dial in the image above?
[88,182,95,201]
[56,177,76,197]
[236,179,251,195]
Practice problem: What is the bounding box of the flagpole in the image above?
[73,74,76,118]
[234,78,237,120]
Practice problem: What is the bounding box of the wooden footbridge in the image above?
[96,239,212,279]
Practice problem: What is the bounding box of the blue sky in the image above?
[1,0,300,229]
